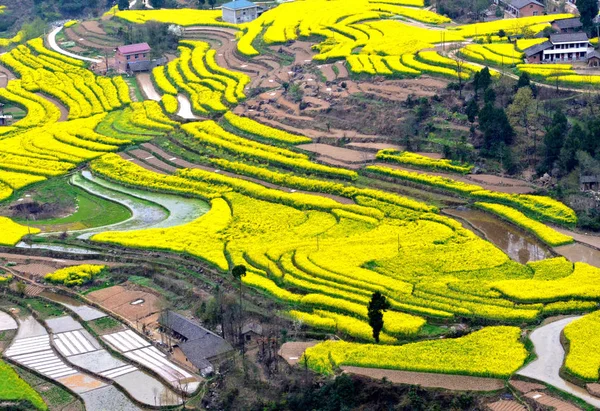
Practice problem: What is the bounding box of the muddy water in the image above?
[444,207,553,264]
[554,243,600,268]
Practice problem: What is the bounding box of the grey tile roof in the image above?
[524,41,553,56]
[553,17,583,29]
[550,32,590,43]
[241,323,263,335]
[160,311,233,369]
[509,0,543,9]
[588,50,600,59]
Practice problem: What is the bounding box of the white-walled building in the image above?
[524,32,592,63]
[222,0,258,24]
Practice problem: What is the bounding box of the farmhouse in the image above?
[495,0,544,17]
[551,17,583,33]
[221,0,259,24]
[524,32,592,63]
[159,311,234,376]
[115,42,151,72]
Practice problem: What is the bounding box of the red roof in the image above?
[117,43,151,55]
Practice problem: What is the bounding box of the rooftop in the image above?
[222,0,257,9]
[553,17,583,29]
[509,0,543,9]
[160,311,233,370]
[524,41,553,56]
[550,32,589,43]
[117,42,151,55]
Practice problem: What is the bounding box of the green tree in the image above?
[208,0,217,8]
[559,124,582,174]
[479,103,514,155]
[118,0,129,10]
[578,0,599,31]
[367,291,390,343]
[497,29,506,39]
[465,98,478,123]
[542,110,568,172]
[483,87,496,104]
[477,67,492,91]
[197,0,205,7]
[150,0,165,8]
[517,72,531,89]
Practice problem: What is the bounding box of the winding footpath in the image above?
[47,26,102,63]
[517,316,600,408]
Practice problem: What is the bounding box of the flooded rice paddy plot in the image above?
[443,207,553,264]
[39,291,107,321]
[15,241,100,255]
[554,242,600,268]
[71,171,209,239]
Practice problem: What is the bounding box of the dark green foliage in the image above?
[517,72,531,89]
[466,98,478,123]
[479,103,514,155]
[542,110,568,172]
[559,124,582,173]
[578,0,599,30]
[367,291,390,343]
[483,87,496,104]
[118,0,129,9]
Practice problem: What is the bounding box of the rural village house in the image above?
[524,32,593,63]
[221,0,259,24]
[159,311,234,377]
[494,0,545,17]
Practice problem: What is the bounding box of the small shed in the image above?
[222,0,258,24]
[581,176,600,191]
[160,311,234,376]
[588,50,600,67]
[115,43,151,72]
[241,322,263,346]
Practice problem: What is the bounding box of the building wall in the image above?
[222,8,237,24]
[518,3,544,17]
[526,53,542,63]
[222,7,257,24]
[543,42,590,61]
[115,50,150,71]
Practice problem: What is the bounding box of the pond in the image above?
[444,207,553,264]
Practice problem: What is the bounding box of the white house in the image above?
[524,32,592,63]
[222,0,258,24]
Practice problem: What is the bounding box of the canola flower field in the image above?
[0,5,599,395]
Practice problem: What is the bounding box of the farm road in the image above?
[47,26,102,63]
[517,316,600,408]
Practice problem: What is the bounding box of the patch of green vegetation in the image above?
[125,76,144,102]
[20,298,65,320]
[89,316,120,331]
[332,64,339,76]
[417,324,448,338]
[11,177,131,232]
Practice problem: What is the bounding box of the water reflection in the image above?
[444,207,553,264]
[554,243,600,268]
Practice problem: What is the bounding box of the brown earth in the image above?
[278,341,319,366]
[297,143,375,164]
[524,391,582,411]
[87,284,164,322]
[342,366,505,392]
[485,400,527,411]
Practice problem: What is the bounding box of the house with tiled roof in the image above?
[159,311,234,376]
[524,32,593,63]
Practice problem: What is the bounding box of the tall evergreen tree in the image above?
[559,124,582,174]
[367,292,390,343]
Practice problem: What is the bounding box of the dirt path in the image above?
[517,316,600,409]
[176,94,201,120]
[298,143,375,164]
[136,73,161,101]
[48,26,102,63]
[342,366,505,391]
[36,92,69,121]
